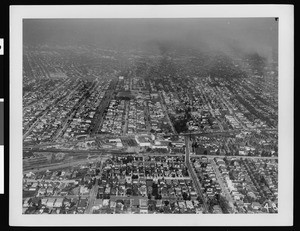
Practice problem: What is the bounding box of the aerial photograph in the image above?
[22,18,278,214]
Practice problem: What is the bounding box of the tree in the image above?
[152,187,158,197]
[215,193,220,201]
[132,174,138,179]
[173,117,189,134]
[126,188,132,196]
[150,129,155,134]
[218,195,230,214]
[182,192,188,200]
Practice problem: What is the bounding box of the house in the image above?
[196,207,204,214]
[252,202,262,210]
[80,186,90,195]
[78,199,88,210]
[23,198,31,207]
[139,185,147,197]
[247,191,257,199]
[93,199,103,209]
[213,205,223,214]
[38,188,46,195]
[156,200,163,208]
[178,201,186,211]
[186,200,194,210]
[46,187,54,195]
[46,198,56,207]
[54,198,64,208]
[41,198,48,205]
[236,200,244,208]
[132,198,139,208]
[102,199,110,208]
[110,200,116,209]
[190,191,198,200]
[139,199,148,210]
[161,188,169,198]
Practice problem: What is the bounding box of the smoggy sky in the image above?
[23,18,278,59]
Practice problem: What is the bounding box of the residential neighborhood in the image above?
[22,18,279,215]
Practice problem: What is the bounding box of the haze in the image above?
[23,18,278,61]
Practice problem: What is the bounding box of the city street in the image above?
[210,159,237,213]
[184,136,208,212]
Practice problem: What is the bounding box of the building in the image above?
[139,199,148,214]
[54,198,64,208]
[46,198,56,207]
[135,135,152,147]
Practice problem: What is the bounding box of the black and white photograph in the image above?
[9,5,293,226]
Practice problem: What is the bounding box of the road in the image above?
[84,158,106,213]
[52,109,77,141]
[23,79,82,140]
[210,159,237,213]
[191,154,278,160]
[181,129,277,137]
[184,136,208,212]
[53,82,97,140]
[214,87,248,130]
[24,78,71,110]
[85,178,99,214]
[23,109,50,139]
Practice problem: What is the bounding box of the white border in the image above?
[10,5,294,226]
